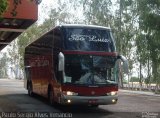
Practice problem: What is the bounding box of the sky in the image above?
[38,0,55,23]
[38,0,85,24]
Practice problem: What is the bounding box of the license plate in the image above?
[88,99,97,104]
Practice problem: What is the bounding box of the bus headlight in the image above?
[106,91,117,96]
[63,91,78,96]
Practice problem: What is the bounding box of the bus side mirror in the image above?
[118,55,129,74]
[58,52,65,71]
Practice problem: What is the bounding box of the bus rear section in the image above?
[24,24,128,106]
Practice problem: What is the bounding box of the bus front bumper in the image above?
[60,95,118,105]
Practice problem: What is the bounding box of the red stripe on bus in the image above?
[62,85,118,96]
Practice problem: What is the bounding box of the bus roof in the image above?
[25,24,111,48]
[60,24,111,30]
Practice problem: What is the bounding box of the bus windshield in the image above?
[64,55,118,86]
[63,28,115,52]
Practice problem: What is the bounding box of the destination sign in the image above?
[68,34,111,43]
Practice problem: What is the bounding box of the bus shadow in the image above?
[55,104,112,113]
[29,93,114,117]
[33,93,114,114]
[0,93,114,117]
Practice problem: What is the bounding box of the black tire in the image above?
[48,88,55,106]
[90,104,99,108]
[28,83,33,97]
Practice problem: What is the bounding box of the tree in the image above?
[130,77,139,82]
[137,0,160,92]
[7,40,20,79]
[115,0,137,88]
[17,23,41,70]
[0,52,8,78]
[81,0,113,26]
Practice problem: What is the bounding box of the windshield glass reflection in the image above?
[64,55,118,86]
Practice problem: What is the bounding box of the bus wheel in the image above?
[48,89,55,106]
[28,83,33,96]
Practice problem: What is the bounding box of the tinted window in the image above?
[64,55,118,85]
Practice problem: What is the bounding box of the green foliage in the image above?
[135,33,149,65]
[82,0,113,26]
[137,0,160,85]
[0,53,8,78]
[0,0,8,17]
[123,79,128,84]
[17,23,41,69]
[130,77,139,82]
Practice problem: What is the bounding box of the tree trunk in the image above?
[147,57,151,91]
[118,61,123,88]
[152,58,158,93]
[139,62,142,91]
[128,74,130,89]
[118,0,123,89]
